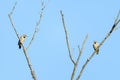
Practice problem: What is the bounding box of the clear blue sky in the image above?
[1,0,120,80]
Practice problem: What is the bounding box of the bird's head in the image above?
[94,41,97,44]
[22,34,27,38]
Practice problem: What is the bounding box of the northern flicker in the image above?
[93,41,99,54]
[18,34,26,49]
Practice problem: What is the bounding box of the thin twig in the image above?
[114,26,120,31]
[41,0,50,10]
[110,10,120,33]
[9,2,17,15]
[114,10,120,24]
[26,1,47,50]
[8,2,37,80]
[8,2,19,39]
[71,34,88,80]
[60,11,76,65]
[76,34,88,65]
[76,10,120,80]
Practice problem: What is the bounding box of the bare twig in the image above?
[9,2,17,15]
[76,10,120,80]
[41,0,50,10]
[8,2,37,80]
[8,2,19,39]
[110,10,120,33]
[114,10,120,24]
[71,34,88,80]
[26,0,48,50]
[76,34,88,65]
[114,26,120,31]
[60,11,76,65]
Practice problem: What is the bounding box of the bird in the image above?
[18,34,26,49]
[93,41,99,54]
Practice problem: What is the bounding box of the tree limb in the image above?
[26,0,49,50]
[71,34,88,80]
[23,46,36,80]
[8,2,19,39]
[60,11,76,65]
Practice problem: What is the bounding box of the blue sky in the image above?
[1,0,120,80]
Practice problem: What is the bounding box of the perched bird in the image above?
[18,34,26,49]
[93,41,99,54]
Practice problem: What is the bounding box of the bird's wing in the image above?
[93,44,96,50]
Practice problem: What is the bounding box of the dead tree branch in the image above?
[27,0,49,50]
[8,2,37,80]
[71,34,88,80]
[8,2,19,39]
[60,11,76,65]
[22,46,36,80]
[76,10,120,80]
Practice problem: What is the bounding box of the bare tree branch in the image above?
[114,10,120,24]
[60,11,76,65]
[26,0,49,50]
[76,34,88,65]
[76,10,120,80]
[8,2,37,80]
[71,34,88,80]
[8,2,19,39]
[22,46,36,80]
[110,10,120,33]
[114,26,120,31]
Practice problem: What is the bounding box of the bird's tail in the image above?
[96,49,99,54]
[19,45,21,49]
[18,41,21,49]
